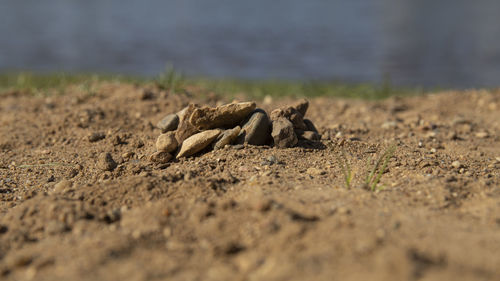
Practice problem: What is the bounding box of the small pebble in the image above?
[122,151,135,159]
[156,131,178,153]
[156,114,179,133]
[271,118,297,148]
[261,155,277,166]
[88,132,105,142]
[97,152,117,171]
[475,131,489,138]
[425,131,437,139]
[140,90,155,100]
[177,129,221,158]
[451,160,463,169]
[263,95,273,105]
[214,126,241,150]
[267,155,277,164]
[381,121,397,129]
[149,151,173,164]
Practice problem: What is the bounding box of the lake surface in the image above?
[1,0,499,87]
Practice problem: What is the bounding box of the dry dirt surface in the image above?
[0,83,499,281]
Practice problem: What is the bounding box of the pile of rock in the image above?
[150,99,320,163]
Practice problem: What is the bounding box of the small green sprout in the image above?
[335,144,396,191]
[155,65,185,93]
[336,149,354,189]
[365,144,396,191]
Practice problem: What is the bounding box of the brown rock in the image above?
[271,118,298,148]
[175,104,200,144]
[451,161,463,169]
[291,99,309,116]
[88,132,105,142]
[156,114,179,133]
[214,126,241,150]
[177,129,221,158]
[475,131,489,138]
[149,151,173,164]
[175,121,199,144]
[156,131,178,153]
[189,102,256,130]
[177,104,198,123]
[270,107,307,130]
[97,152,117,171]
[122,151,135,159]
[236,109,271,145]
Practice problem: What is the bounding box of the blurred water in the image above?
[1,0,499,87]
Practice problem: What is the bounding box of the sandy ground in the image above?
[0,83,499,281]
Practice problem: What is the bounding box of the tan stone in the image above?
[189,102,256,130]
[177,129,221,158]
[149,151,172,164]
[271,118,298,148]
[270,107,307,130]
[175,121,199,144]
[213,126,241,150]
[175,104,200,144]
[291,99,309,116]
[156,131,178,153]
[97,152,117,171]
[177,104,199,123]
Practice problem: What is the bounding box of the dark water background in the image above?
[1,0,499,88]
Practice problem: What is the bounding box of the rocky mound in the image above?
[151,99,320,163]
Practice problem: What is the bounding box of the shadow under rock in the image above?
[296,140,326,150]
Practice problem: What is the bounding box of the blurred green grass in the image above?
[0,72,145,96]
[188,77,420,100]
[0,69,422,100]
